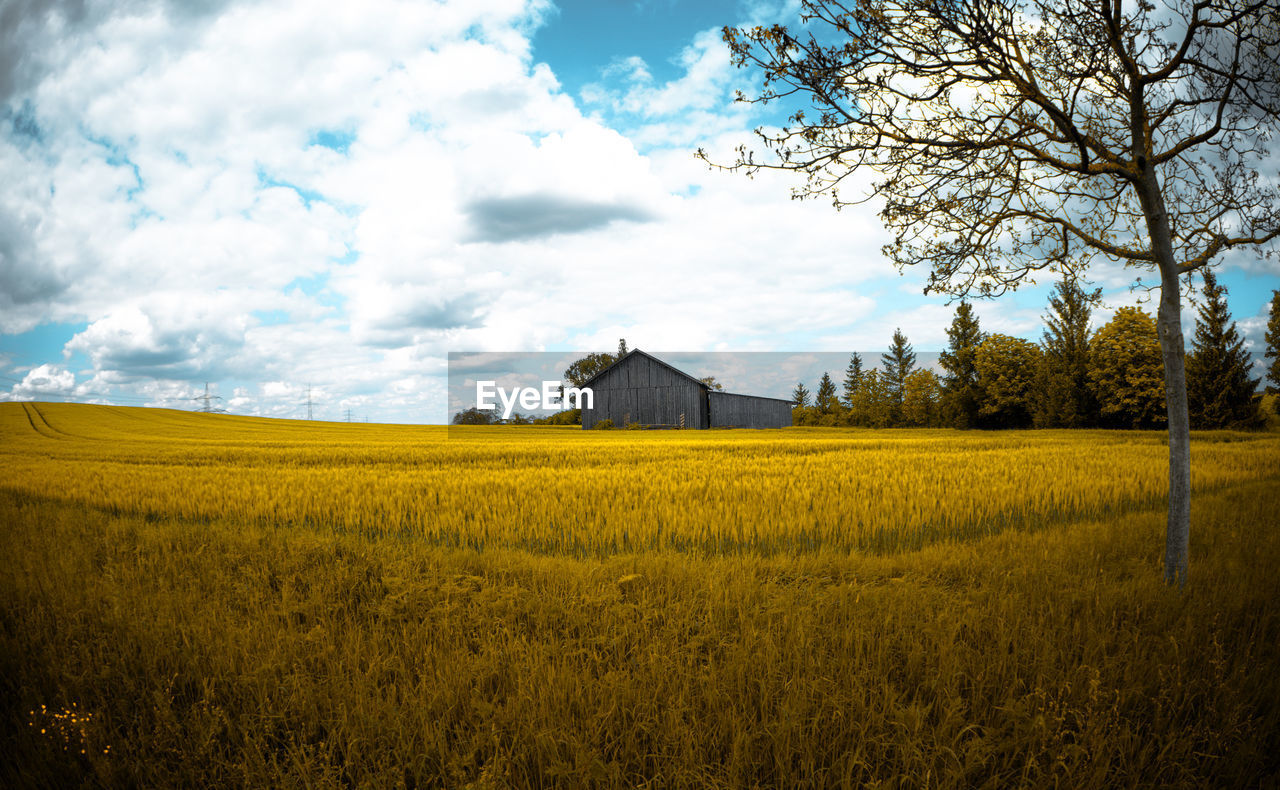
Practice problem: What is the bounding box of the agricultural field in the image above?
[3,401,1280,787]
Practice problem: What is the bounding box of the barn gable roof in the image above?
[579,349,709,390]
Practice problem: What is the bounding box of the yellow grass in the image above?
[3,401,1276,555]
[2,402,1279,787]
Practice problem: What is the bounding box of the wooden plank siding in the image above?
[707,391,792,429]
[580,350,790,429]
[581,351,709,429]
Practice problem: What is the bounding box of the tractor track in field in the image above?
[20,402,63,440]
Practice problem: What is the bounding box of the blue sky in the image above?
[1,0,1277,423]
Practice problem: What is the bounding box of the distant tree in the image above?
[564,352,617,388]
[792,405,820,426]
[705,0,1280,587]
[880,328,916,423]
[792,381,811,408]
[1186,271,1262,429]
[815,372,839,415]
[848,369,892,428]
[699,376,725,391]
[842,353,864,408]
[939,303,984,429]
[617,338,629,358]
[975,335,1041,429]
[536,409,581,426]
[1090,308,1166,429]
[1265,290,1280,395]
[452,407,499,425]
[901,369,942,428]
[1035,277,1101,428]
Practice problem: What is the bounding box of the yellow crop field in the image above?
[3,402,1280,788]
[4,401,1277,555]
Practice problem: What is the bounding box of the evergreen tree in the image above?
[880,328,916,424]
[1089,307,1166,429]
[938,302,984,428]
[792,381,811,408]
[1265,290,1280,395]
[1186,270,1261,429]
[842,353,864,408]
[1034,277,1100,428]
[617,338,628,358]
[815,372,838,415]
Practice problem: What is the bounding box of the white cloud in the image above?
[3,0,1275,422]
[4,363,75,399]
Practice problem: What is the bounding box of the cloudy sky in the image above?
[2,0,1277,423]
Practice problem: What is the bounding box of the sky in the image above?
[1,0,1277,424]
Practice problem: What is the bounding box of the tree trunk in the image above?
[1138,168,1191,587]
[1156,262,1191,588]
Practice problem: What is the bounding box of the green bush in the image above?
[592,418,615,430]
[539,408,582,426]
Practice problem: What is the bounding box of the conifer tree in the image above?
[1186,270,1261,429]
[939,303,984,428]
[842,353,863,408]
[816,372,838,415]
[791,381,811,408]
[1035,277,1100,428]
[880,329,916,424]
[617,338,628,358]
[1265,290,1280,396]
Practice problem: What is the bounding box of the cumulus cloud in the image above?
[0,205,67,314]
[5,362,75,398]
[64,300,251,380]
[3,0,1272,422]
[0,0,892,410]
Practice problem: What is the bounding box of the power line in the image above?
[192,382,226,413]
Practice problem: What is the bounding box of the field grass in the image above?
[2,402,1279,787]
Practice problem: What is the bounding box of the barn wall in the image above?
[582,355,707,428]
[708,391,792,429]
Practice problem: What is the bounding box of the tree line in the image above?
[792,275,1279,430]
[454,277,1280,430]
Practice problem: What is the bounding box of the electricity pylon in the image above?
[193,382,225,413]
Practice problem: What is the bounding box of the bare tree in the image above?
[701,0,1280,586]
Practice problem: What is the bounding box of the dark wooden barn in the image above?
[579,350,792,429]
